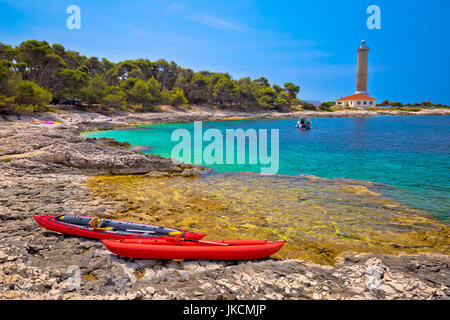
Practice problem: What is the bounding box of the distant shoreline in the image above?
[2,106,448,132]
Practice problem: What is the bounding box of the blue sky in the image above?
[1,0,449,104]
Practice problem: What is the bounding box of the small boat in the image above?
[34,214,206,240]
[296,118,311,131]
[102,238,286,260]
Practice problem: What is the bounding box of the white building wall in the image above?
[336,99,377,107]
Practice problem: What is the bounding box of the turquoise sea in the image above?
[83,116,450,222]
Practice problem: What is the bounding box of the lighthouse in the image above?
[335,40,377,107]
[356,40,370,95]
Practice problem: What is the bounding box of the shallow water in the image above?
[83,116,450,264]
[87,173,449,264]
[83,116,450,221]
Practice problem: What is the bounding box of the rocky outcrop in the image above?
[0,124,193,175]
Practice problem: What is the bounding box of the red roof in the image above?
[336,94,377,101]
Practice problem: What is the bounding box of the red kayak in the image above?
[34,214,206,240]
[102,238,286,260]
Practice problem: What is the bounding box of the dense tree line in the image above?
[0,40,302,114]
[377,100,449,108]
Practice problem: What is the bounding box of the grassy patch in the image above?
[362,107,392,111]
[399,107,422,112]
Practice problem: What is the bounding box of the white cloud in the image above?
[187,14,244,31]
[130,27,192,46]
[164,2,187,14]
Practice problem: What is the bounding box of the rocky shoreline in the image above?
[78,105,450,130]
[0,108,449,300]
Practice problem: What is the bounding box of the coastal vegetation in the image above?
[377,100,449,108]
[0,40,302,115]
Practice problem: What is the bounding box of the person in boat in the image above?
[297,118,305,128]
[298,118,312,130]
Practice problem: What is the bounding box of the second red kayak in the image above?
[102,238,286,260]
[34,214,206,240]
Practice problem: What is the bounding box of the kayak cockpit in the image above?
[55,215,181,236]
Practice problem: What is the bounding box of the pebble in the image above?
[380,285,396,295]
[312,292,322,300]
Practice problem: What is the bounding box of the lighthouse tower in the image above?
[334,40,377,107]
[355,40,370,95]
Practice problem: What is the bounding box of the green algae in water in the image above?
[87,172,449,265]
[82,116,450,221]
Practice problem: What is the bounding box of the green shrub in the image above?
[130,104,143,111]
[102,93,126,109]
[299,100,317,110]
[162,87,188,106]
[14,80,52,106]
[13,104,37,115]
[0,94,14,113]
[388,101,402,107]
